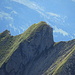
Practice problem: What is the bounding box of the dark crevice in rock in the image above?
[1,63,9,75]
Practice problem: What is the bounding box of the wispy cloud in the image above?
[0,11,20,34]
[12,0,67,23]
[70,35,75,39]
[12,0,69,36]
[0,12,13,21]
[5,7,12,10]
[9,24,21,34]
[12,0,60,19]
[20,27,25,32]
[53,26,68,36]
[5,6,18,15]
[9,24,17,31]
[71,34,75,39]
[72,0,75,2]
[47,12,60,17]
[74,34,75,36]
[12,0,44,12]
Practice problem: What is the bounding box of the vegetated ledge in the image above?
[0,21,53,68]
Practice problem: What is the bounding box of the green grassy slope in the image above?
[0,21,49,67]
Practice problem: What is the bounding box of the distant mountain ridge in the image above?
[0,21,75,75]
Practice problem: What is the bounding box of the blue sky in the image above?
[0,0,75,42]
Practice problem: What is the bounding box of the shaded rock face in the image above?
[0,24,54,75]
[59,53,75,75]
[21,25,54,58]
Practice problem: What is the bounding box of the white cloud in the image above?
[5,7,12,10]
[0,12,13,21]
[20,26,25,32]
[12,0,44,12]
[70,35,74,39]
[5,6,18,15]
[0,11,20,34]
[47,12,60,17]
[9,24,17,31]
[12,0,67,24]
[9,24,21,34]
[69,34,75,39]
[11,0,59,18]
[0,10,20,35]
[72,0,75,2]
[53,26,69,36]
[12,0,68,36]
[45,21,69,36]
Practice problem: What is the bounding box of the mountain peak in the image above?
[0,30,10,39]
[21,21,54,53]
[2,30,10,35]
[22,21,53,41]
[36,21,48,25]
[0,22,75,75]
[0,21,54,68]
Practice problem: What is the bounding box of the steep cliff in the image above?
[0,21,75,75]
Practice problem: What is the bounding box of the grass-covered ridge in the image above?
[0,21,49,67]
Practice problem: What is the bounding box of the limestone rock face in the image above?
[0,22,75,75]
[0,22,54,75]
[21,24,54,58]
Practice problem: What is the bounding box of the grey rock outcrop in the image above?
[0,22,75,75]
[0,22,54,75]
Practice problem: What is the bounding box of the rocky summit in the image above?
[0,21,75,75]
